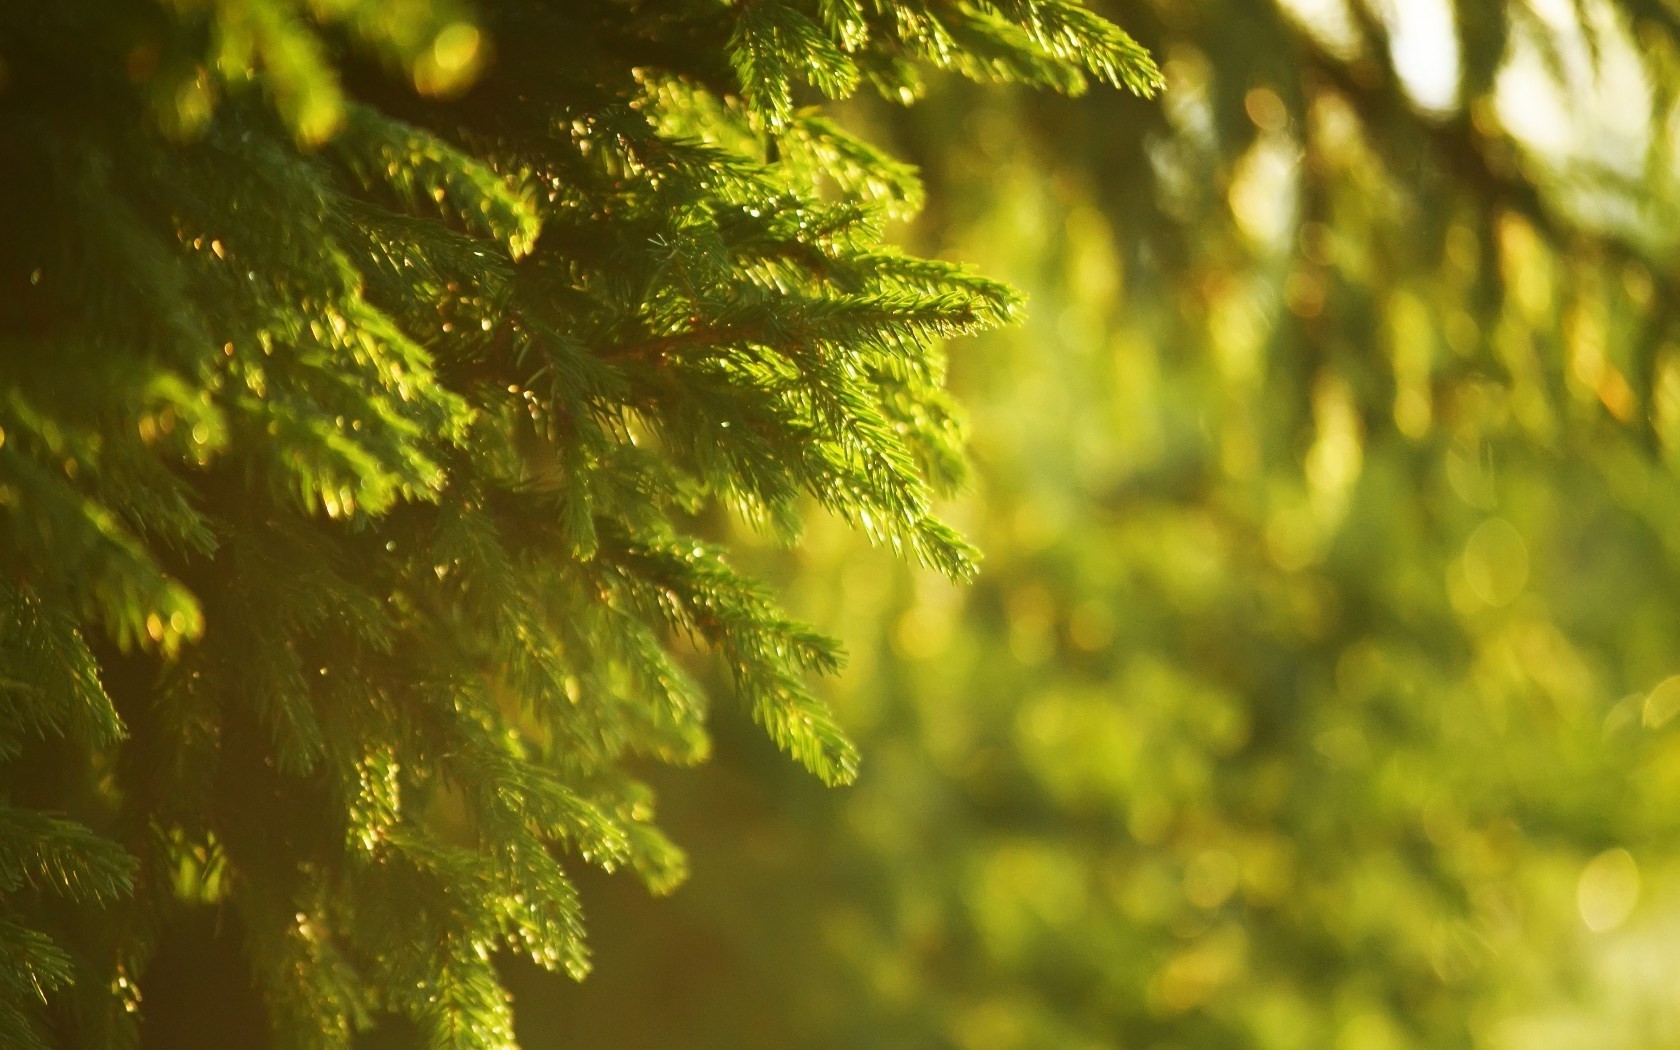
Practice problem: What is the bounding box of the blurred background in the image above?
[517,1,1680,1046]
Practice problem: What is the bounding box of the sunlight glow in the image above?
[1272,0,1361,58]
[1497,0,1651,172]
[1376,0,1461,114]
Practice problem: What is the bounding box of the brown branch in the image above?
[597,323,756,362]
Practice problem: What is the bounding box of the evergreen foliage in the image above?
[0,1,1156,1045]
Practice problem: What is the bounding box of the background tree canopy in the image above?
[536,1,1680,1049]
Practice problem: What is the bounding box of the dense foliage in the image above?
[545,2,1680,1048]
[0,1,1157,1046]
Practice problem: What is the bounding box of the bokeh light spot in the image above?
[1577,848,1640,932]
[1461,518,1529,606]
[1642,675,1680,729]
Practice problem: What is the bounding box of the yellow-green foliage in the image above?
[0,1,1154,1046]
